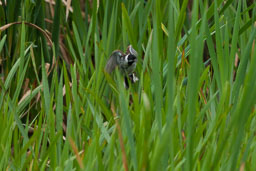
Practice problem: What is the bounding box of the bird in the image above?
[105,45,138,86]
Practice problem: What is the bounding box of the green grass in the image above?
[0,0,256,170]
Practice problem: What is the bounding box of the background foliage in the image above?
[0,0,256,170]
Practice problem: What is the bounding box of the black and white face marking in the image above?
[120,53,137,75]
[126,54,137,66]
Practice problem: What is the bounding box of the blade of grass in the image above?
[122,3,137,50]
[52,0,61,60]
[151,0,163,132]
[229,0,241,81]
[186,0,206,169]
[117,71,138,170]
[56,70,63,164]
[0,34,6,52]
[214,0,225,87]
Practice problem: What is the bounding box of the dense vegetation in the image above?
[0,0,256,170]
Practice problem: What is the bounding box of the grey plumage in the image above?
[105,50,124,73]
[105,45,138,86]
